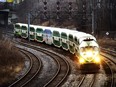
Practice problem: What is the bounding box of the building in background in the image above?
[0,0,14,25]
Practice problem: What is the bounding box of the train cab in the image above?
[78,38,100,69]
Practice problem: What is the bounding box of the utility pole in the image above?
[92,9,94,36]
[92,0,95,36]
[28,13,30,41]
[110,0,113,31]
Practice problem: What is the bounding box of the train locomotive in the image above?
[14,23,101,70]
[78,36,100,69]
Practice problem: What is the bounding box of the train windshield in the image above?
[80,46,99,58]
[80,46,99,53]
[83,39,94,41]
[79,38,96,45]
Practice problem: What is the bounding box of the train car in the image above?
[43,27,53,45]
[60,29,71,51]
[20,24,28,39]
[14,23,22,37]
[35,26,45,42]
[68,30,78,54]
[52,28,61,48]
[29,25,36,40]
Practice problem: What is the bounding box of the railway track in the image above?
[101,47,116,57]
[101,58,115,87]
[9,48,42,87]
[101,48,116,87]
[77,74,96,87]
[15,40,70,87]
[43,51,70,87]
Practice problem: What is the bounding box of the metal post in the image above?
[110,1,112,31]
[28,13,30,41]
[92,0,95,36]
[92,10,94,36]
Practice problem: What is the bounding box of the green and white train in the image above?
[14,23,101,69]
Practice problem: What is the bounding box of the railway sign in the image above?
[106,32,109,35]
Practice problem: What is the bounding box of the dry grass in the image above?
[0,38,24,85]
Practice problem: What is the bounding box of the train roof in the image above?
[15,23,97,41]
[79,40,99,48]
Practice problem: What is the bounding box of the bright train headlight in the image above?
[80,51,93,58]
[86,51,93,57]
[94,57,100,63]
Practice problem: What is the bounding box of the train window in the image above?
[30,27,34,30]
[69,34,73,41]
[84,39,94,41]
[21,26,27,29]
[15,25,20,28]
[84,46,95,51]
[74,37,77,44]
[53,31,60,37]
[77,39,79,45]
[36,28,43,32]
[74,37,77,41]
[61,32,67,39]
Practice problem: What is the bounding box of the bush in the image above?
[0,38,24,85]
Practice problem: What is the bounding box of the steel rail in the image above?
[101,54,115,87]
[9,48,42,87]
[8,49,33,87]
[16,40,70,87]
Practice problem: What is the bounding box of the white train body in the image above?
[14,23,101,70]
